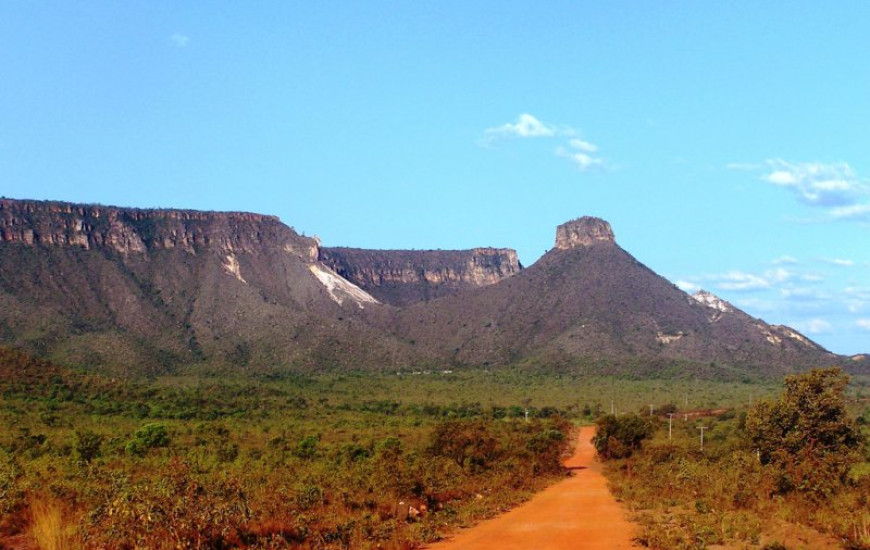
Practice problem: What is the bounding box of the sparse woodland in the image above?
[600,368,870,549]
[2,346,868,549]
[1,347,578,549]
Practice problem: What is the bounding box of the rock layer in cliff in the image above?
[319,247,521,306]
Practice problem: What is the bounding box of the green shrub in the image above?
[593,414,653,459]
[125,423,170,457]
[745,368,864,499]
[73,430,103,464]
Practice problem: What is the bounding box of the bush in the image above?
[593,414,653,459]
[73,430,103,464]
[125,423,170,457]
[745,368,864,498]
[428,419,500,471]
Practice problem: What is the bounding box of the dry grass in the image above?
[28,499,77,550]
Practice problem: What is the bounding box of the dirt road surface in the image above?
[424,425,637,550]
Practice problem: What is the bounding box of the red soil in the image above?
[424,425,637,549]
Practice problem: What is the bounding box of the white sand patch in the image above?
[309,264,379,308]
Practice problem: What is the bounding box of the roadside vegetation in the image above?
[598,368,870,550]
[3,345,864,549]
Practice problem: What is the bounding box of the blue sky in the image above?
[1,2,868,355]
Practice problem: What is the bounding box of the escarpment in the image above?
[319,247,522,306]
[0,197,846,375]
[0,199,318,259]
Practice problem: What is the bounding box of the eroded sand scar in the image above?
[424,425,637,550]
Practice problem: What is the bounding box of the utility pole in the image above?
[697,426,708,451]
[611,399,615,415]
[668,413,674,441]
[649,404,655,416]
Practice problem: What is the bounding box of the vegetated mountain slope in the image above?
[385,218,837,374]
[320,246,522,306]
[0,199,416,373]
[0,199,846,376]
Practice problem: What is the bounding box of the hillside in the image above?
[380,218,837,374]
[0,198,848,375]
[0,199,417,373]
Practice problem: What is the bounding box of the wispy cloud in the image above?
[830,203,870,221]
[675,280,701,292]
[772,255,799,265]
[482,114,605,170]
[857,319,870,332]
[556,138,604,171]
[779,287,830,302]
[761,159,863,207]
[171,33,190,47]
[712,270,772,291]
[793,318,834,334]
[483,114,560,142]
[731,159,870,220]
[820,258,855,267]
[846,287,870,314]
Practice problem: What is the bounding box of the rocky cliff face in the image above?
[0,199,403,373]
[319,247,522,306]
[0,198,848,376]
[554,217,615,249]
[0,199,318,259]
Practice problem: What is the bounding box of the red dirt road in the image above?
[424,426,637,550]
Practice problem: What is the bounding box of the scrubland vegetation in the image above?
[599,368,870,550]
[3,345,866,549]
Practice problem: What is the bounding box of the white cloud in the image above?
[765,267,792,283]
[171,33,190,47]
[556,138,604,171]
[556,144,604,171]
[713,271,771,291]
[780,287,829,302]
[760,159,865,207]
[820,258,855,267]
[483,114,557,142]
[830,203,870,221]
[846,287,870,313]
[792,318,834,334]
[729,158,870,222]
[772,255,799,265]
[857,319,870,332]
[567,139,598,153]
[675,280,701,292]
[845,286,870,299]
[482,114,606,171]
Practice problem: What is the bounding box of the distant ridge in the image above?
[381,217,836,373]
[0,199,848,375]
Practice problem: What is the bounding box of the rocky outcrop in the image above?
[0,199,317,259]
[319,247,522,306]
[554,217,615,250]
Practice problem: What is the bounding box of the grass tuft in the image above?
[29,499,76,550]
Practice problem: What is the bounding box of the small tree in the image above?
[428,419,500,471]
[593,414,653,459]
[744,367,864,498]
[74,430,103,464]
[126,423,171,457]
